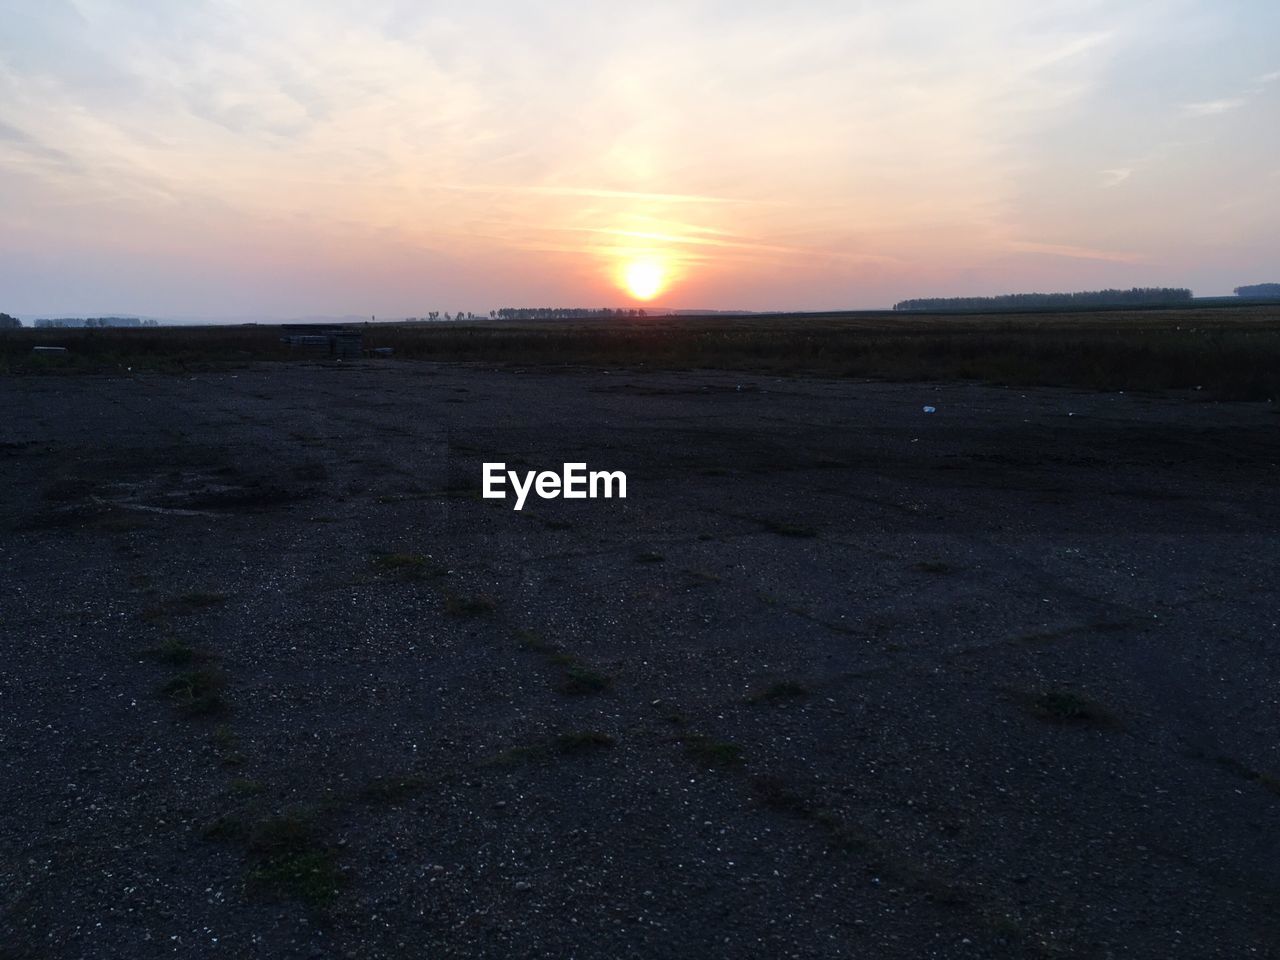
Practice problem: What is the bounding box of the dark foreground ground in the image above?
[1,361,1278,959]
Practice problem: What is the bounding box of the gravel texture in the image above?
[2,361,1278,959]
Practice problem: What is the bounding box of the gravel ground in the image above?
[2,360,1278,959]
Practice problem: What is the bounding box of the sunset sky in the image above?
[1,0,1278,318]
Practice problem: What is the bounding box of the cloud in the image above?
[1183,67,1279,119]
[1006,240,1145,264]
[441,184,762,206]
[1100,168,1132,187]
[1182,97,1246,117]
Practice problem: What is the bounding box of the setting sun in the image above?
[623,260,666,301]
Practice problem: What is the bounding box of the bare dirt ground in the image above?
[2,360,1278,959]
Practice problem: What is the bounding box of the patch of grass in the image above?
[491,731,616,766]
[230,779,265,796]
[635,550,666,563]
[516,630,558,654]
[488,744,549,766]
[750,774,817,815]
[749,773,875,853]
[1026,689,1118,728]
[1212,756,1280,797]
[211,724,237,748]
[160,668,228,717]
[913,561,953,574]
[747,680,810,704]
[760,519,818,538]
[443,591,497,616]
[557,662,614,696]
[516,632,612,695]
[554,731,616,753]
[683,734,744,768]
[202,813,250,843]
[142,638,202,666]
[371,552,444,580]
[811,809,875,854]
[246,813,342,908]
[359,775,427,803]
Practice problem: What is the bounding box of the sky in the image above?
[1,0,1278,319]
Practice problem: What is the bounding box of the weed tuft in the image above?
[760,519,818,538]
[143,638,202,666]
[554,731,616,753]
[444,592,497,617]
[913,561,952,574]
[160,668,228,717]
[1026,689,1118,728]
[557,663,614,696]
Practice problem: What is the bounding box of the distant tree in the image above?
[1235,283,1280,298]
[0,313,21,329]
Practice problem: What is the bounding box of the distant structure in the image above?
[893,288,1193,312]
[280,324,363,358]
[1234,283,1280,298]
[0,312,21,329]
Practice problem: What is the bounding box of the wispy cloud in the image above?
[1006,241,1145,264]
[1182,97,1246,117]
[441,184,762,206]
[1100,168,1133,188]
[1183,66,1280,118]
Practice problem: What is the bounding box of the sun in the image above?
[623,259,666,301]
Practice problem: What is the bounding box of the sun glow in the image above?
[622,259,666,301]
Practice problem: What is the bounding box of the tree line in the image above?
[1235,283,1280,298]
[892,288,1193,312]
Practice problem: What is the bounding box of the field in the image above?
[4,304,1280,399]
[2,312,1279,958]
